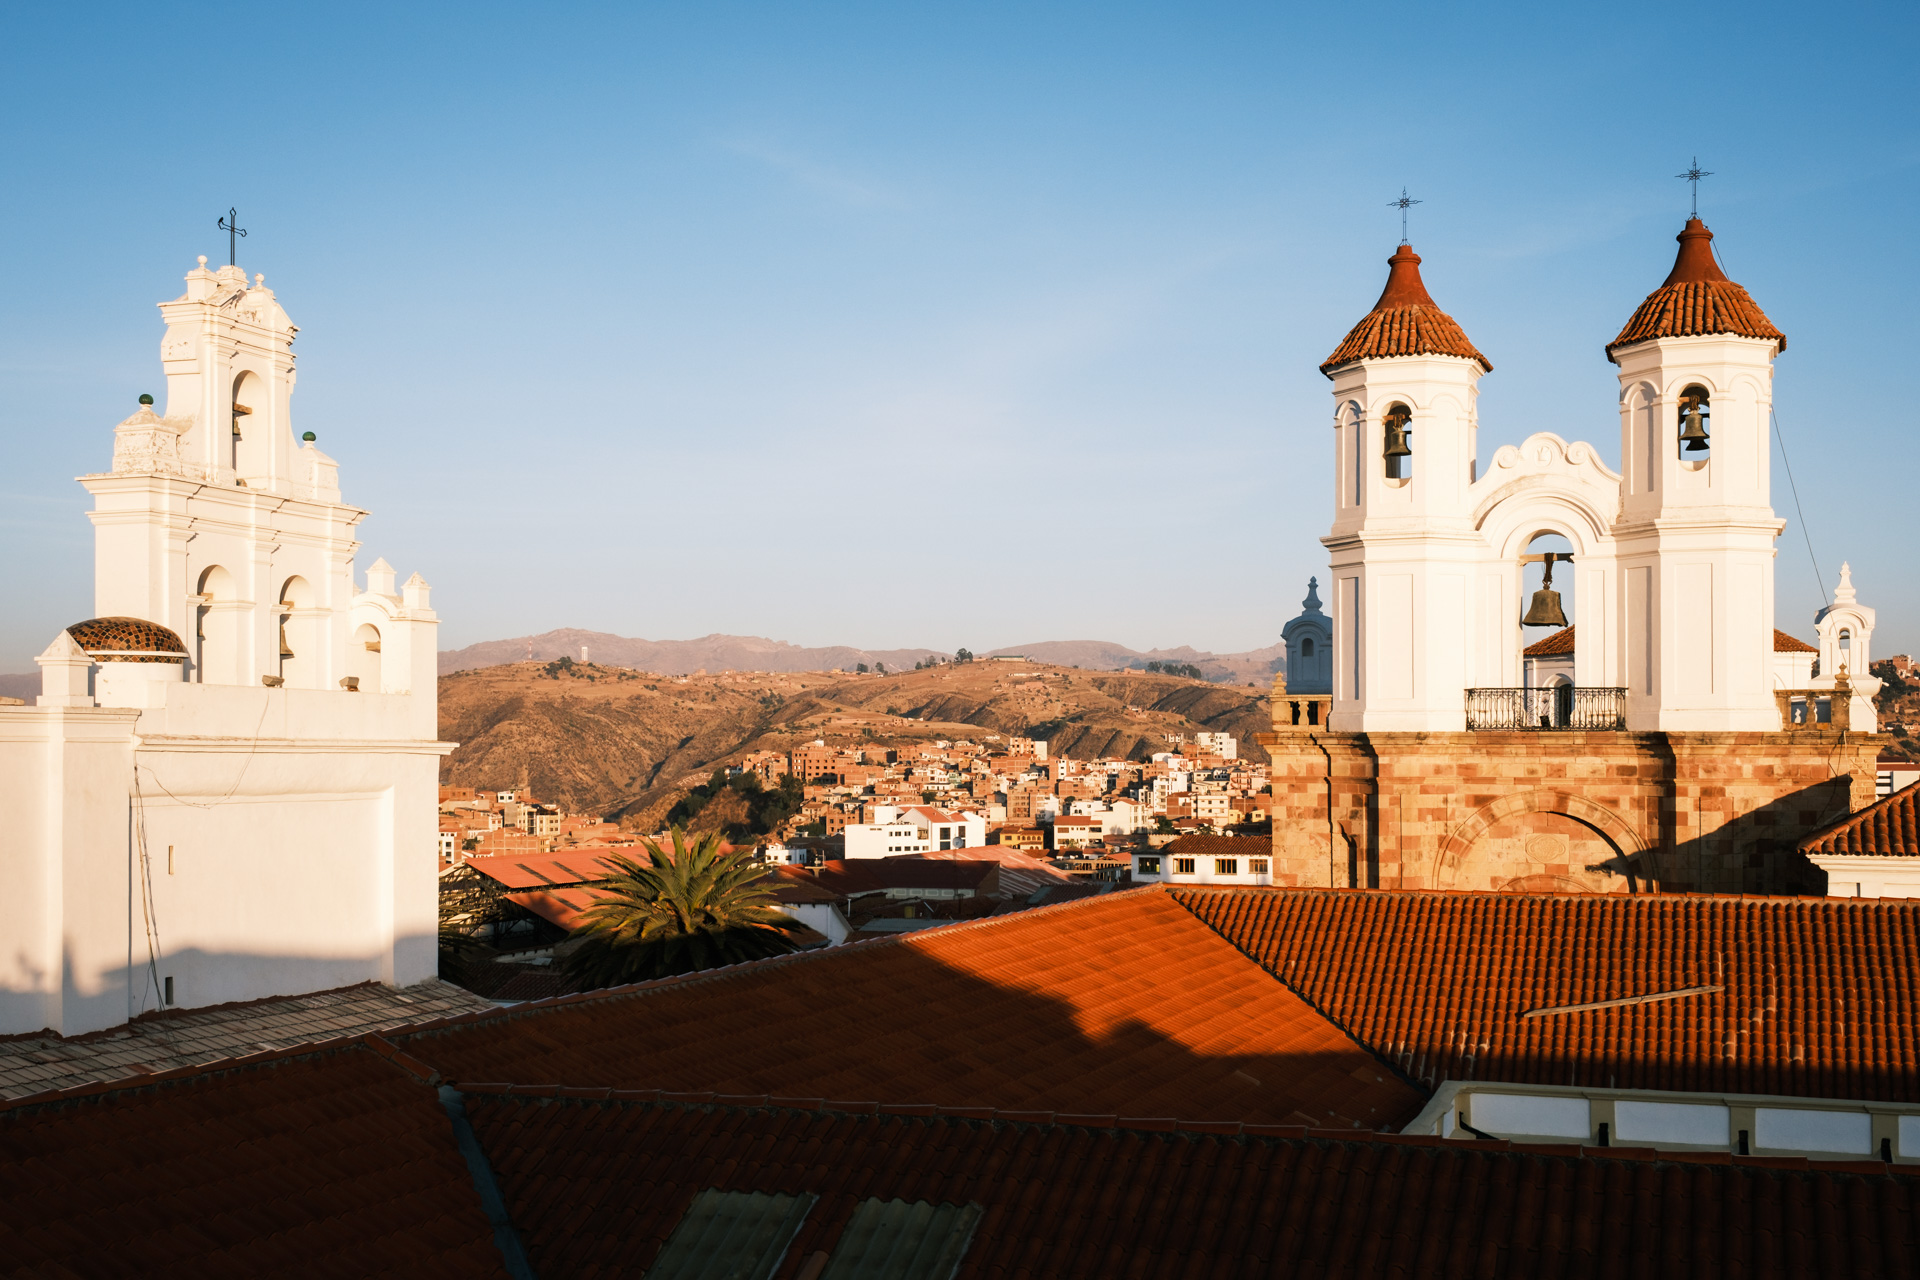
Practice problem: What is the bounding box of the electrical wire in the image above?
[1771,407,1827,605]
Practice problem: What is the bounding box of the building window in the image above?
[1250,859,1269,874]
[1215,859,1238,875]
[1138,857,1161,876]
[1173,857,1196,875]
[1302,638,1315,658]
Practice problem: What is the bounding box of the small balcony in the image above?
[1465,686,1626,731]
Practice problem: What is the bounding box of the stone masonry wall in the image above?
[1260,729,1883,895]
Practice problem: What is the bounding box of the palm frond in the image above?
[563,827,803,988]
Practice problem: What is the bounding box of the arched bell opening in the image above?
[351,622,383,693]
[1677,383,1711,470]
[1520,532,1575,634]
[1382,402,1414,484]
[232,370,267,480]
[278,575,319,688]
[194,564,238,684]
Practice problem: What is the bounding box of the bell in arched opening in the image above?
[279,623,295,658]
[1677,385,1711,453]
[1522,556,1570,628]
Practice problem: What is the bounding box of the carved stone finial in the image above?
[197,255,208,267]
[1833,561,1857,605]
[1302,576,1324,615]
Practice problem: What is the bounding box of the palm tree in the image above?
[562,827,804,988]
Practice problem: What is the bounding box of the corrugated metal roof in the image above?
[820,1199,981,1280]
[646,1188,816,1280]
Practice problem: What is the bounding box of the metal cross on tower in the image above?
[1675,158,1713,218]
[1387,188,1422,244]
[217,208,247,266]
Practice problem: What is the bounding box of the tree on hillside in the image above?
[562,828,804,987]
[955,648,974,663]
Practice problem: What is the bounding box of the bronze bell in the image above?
[1679,406,1710,452]
[1522,557,1569,628]
[1383,420,1412,459]
[279,623,295,658]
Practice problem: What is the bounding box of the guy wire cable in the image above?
[1712,235,1825,599]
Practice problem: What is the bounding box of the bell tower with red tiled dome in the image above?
[1609,218,1787,731]
[1321,242,1491,731]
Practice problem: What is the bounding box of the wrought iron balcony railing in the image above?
[1465,686,1626,731]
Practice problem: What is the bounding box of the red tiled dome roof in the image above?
[1773,628,1818,654]
[1321,244,1490,377]
[1606,218,1785,362]
[66,616,188,663]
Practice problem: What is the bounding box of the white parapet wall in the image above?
[1404,1079,1920,1164]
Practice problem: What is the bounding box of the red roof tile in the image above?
[1321,245,1491,377]
[1523,625,1576,657]
[1801,780,1920,857]
[1775,628,1819,654]
[1175,887,1920,1101]
[466,1093,1920,1279]
[1607,218,1786,361]
[462,851,627,889]
[395,890,1424,1128]
[0,1046,506,1278]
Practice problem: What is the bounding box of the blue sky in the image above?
[3,2,1916,669]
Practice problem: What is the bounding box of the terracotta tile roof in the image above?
[393,890,1424,1129]
[1775,628,1819,654]
[461,851,627,889]
[502,886,612,929]
[10,1046,1919,1278]
[912,847,1074,900]
[1163,833,1270,858]
[0,979,492,1101]
[466,1092,1920,1279]
[1175,887,1920,1101]
[1524,625,1576,657]
[0,1045,507,1278]
[1607,218,1786,361]
[1800,781,1920,858]
[1321,244,1491,377]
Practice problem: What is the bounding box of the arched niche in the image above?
[1622,380,1659,495]
[1341,400,1364,508]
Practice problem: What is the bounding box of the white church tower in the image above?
[1608,218,1788,730]
[0,254,449,1038]
[1322,242,1492,731]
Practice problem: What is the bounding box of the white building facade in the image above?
[0,256,448,1037]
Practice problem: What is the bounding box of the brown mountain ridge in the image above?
[438,658,1272,821]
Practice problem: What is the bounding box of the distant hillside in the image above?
[0,673,36,701]
[985,640,1287,686]
[438,658,1274,820]
[440,629,1288,684]
[438,630,956,678]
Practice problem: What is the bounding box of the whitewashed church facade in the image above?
[1265,217,1887,896]
[0,256,447,1037]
